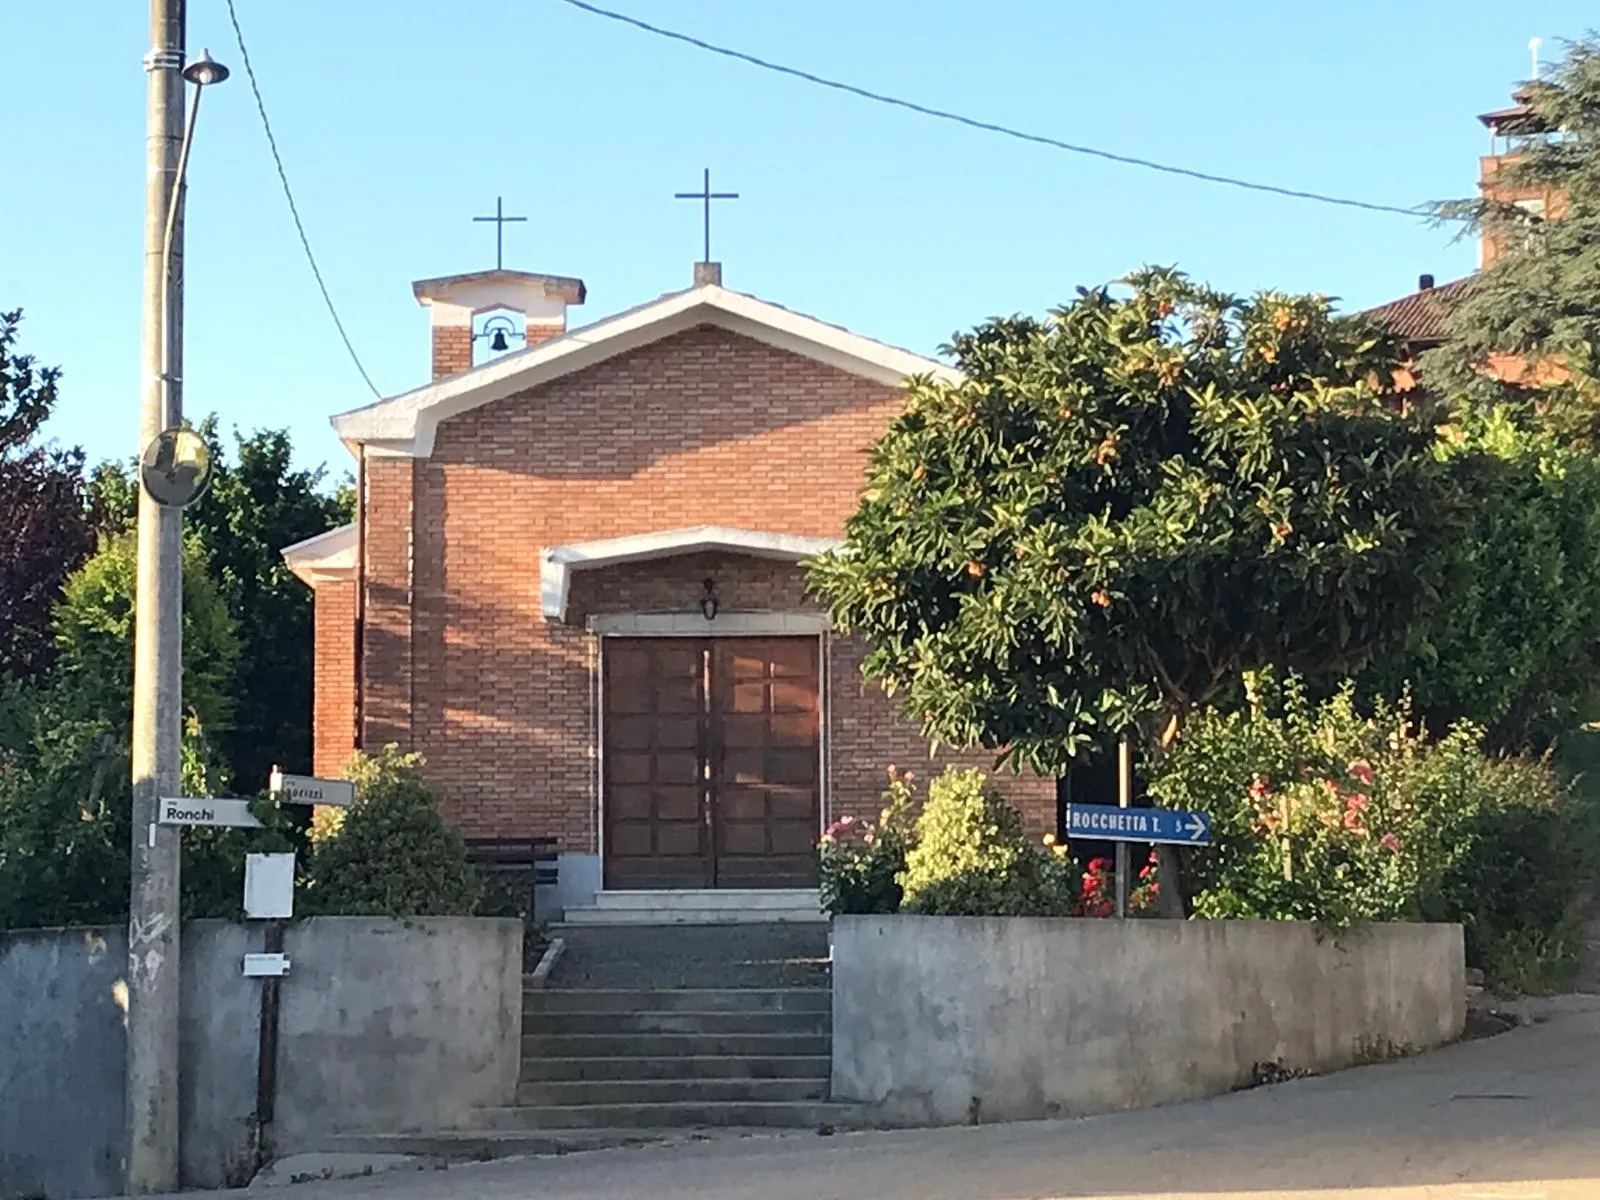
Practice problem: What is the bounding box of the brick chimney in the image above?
[412,270,587,380]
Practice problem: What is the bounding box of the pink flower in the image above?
[1349,761,1375,785]
[1380,832,1401,853]
[1247,775,1270,801]
[823,815,856,839]
[1346,793,1369,812]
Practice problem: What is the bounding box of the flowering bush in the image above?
[1074,851,1160,918]
[820,766,1084,917]
[818,767,917,917]
[1150,672,1598,989]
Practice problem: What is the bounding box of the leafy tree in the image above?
[87,424,347,790]
[1422,36,1600,445]
[1361,413,1600,749]
[0,534,255,930]
[0,310,95,684]
[810,268,1463,775]
[50,532,240,737]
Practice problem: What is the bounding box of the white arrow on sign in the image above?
[1181,813,1209,842]
[268,770,355,808]
[158,797,263,829]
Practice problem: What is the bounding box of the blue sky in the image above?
[3,2,1593,478]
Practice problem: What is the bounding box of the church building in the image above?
[282,258,1051,920]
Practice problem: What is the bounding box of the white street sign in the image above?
[269,770,355,808]
[157,797,262,829]
[244,852,295,919]
[243,953,291,978]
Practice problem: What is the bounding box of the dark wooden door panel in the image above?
[603,639,711,889]
[710,638,821,890]
[603,636,822,891]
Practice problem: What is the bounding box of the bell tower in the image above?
[412,270,587,380]
[1477,85,1559,267]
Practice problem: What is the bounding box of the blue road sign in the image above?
[1065,803,1211,847]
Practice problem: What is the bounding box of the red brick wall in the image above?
[361,456,415,748]
[352,324,1052,853]
[431,326,472,379]
[311,578,357,778]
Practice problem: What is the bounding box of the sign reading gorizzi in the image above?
[268,770,355,809]
[157,797,263,829]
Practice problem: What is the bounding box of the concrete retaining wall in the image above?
[831,916,1465,1127]
[0,917,522,1200]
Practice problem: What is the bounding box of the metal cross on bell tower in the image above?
[472,195,527,270]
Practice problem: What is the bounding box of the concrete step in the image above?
[585,889,822,913]
[516,1076,828,1106]
[474,1100,860,1131]
[522,1054,832,1083]
[545,923,829,990]
[524,1010,829,1036]
[524,988,831,1015]
[560,907,824,926]
[523,1031,830,1058]
[302,1129,663,1161]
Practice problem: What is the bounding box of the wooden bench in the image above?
[463,836,559,924]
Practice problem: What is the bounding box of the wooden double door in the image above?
[603,637,821,890]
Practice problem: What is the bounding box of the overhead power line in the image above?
[225,0,383,397]
[556,0,1434,221]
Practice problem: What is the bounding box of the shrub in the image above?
[818,768,917,917]
[302,745,481,917]
[899,768,1055,916]
[1149,673,1597,990]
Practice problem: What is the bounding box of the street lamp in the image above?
[157,48,229,428]
[126,27,228,1194]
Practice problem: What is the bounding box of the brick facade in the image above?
[311,578,357,778]
[430,326,472,379]
[315,320,1051,867]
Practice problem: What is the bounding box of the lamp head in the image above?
[183,49,230,87]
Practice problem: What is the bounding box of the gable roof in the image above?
[281,523,357,586]
[1361,277,1470,346]
[332,283,958,458]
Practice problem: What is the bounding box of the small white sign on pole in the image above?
[157,797,263,829]
[244,852,295,919]
[243,953,291,978]
[268,769,355,809]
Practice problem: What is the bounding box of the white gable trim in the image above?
[281,523,357,587]
[542,525,841,621]
[332,285,959,459]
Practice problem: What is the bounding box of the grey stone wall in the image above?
[831,916,1465,1127]
[0,917,522,1200]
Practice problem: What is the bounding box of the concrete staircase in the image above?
[304,923,848,1162]
[480,985,850,1131]
[475,922,854,1135]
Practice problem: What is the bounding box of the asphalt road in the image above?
[218,996,1600,1200]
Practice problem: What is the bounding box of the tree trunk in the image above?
[1152,708,1190,919]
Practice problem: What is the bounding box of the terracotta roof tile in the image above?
[1360,277,1471,345]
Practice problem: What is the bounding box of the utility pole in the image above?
[128,0,186,1191]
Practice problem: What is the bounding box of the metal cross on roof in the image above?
[472,196,528,270]
[674,168,739,263]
